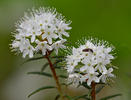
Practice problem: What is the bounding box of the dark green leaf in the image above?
[41,63,49,72]
[96,85,105,94]
[52,56,65,59]
[100,94,122,100]
[64,95,74,100]
[28,86,55,98]
[59,75,67,78]
[53,60,64,66]
[82,82,91,89]
[55,94,60,100]
[27,71,52,77]
[61,82,72,86]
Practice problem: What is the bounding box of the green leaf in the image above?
[52,56,65,59]
[53,60,64,66]
[55,94,60,100]
[23,56,44,64]
[41,63,49,72]
[28,86,55,98]
[27,71,52,77]
[73,94,88,100]
[100,94,122,100]
[61,82,72,86]
[64,95,74,100]
[96,85,105,94]
[59,75,67,78]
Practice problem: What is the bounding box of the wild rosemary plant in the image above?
[10,7,121,100]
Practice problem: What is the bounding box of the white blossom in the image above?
[52,39,66,54]
[100,68,115,83]
[11,7,71,58]
[66,39,116,86]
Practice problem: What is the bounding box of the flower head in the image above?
[11,7,71,58]
[66,38,116,86]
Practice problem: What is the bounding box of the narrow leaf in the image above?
[73,94,88,100]
[100,94,122,100]
[23,56,44,64]
[53,60,64,66]
[41,63,49,72]
[96,85,105,94]
[59,75,67,78]
[28,86,55,98]
[64,95,74,100]
[55,94,60,100]
[52,56,65,59]
[27,72,52,77]
[82,82,91,89]
[61,82,72,86]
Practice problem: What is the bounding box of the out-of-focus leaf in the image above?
[27,71,67,79]
[41,63,49,72]
[55,94,60,100]
[59,75,67,78]
[23,56,44,64]
[100,94,122,100]
[27,71,52,77]
[96,85,105,94]
[61,82,72,86]
[52,56,65,59]
[64,95,74,100]
[53,60,64,65]
[73,94,88,100]
[28,86,56,98]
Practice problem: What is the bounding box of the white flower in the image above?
[68,73,81,86]
[22,39,35,58]
[56,21,71,39]
[52,39,66,54]
[42,26,58,44]
[66,39,116,86]
[66,58,78,73]
[11,7,71,58]
[35,40,52,55]
[100,68,115,83]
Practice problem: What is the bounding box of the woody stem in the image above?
[91,82,96,100]
[45,55,64,100]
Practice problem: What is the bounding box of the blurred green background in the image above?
[0,0,131,100]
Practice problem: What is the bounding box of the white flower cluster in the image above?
[66,39,115,86]
[11,7,71,58]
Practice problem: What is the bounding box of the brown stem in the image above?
[45,54,64,100]
[91,82,96,100]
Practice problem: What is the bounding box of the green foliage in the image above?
[27,71,67,79]
[96,85,105,94]
[41,63,49,72]
[73,94,89,100]
[64,95,74,100]
[27,71,52,77]
[55,94,60,100]
[28,86,56,98]
[26,55,120,100]
[23,56,44,64]
[100,94,122,100]
[81,82,91,89]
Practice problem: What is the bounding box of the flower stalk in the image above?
[45,52,64,100]
[91,82,96,100]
